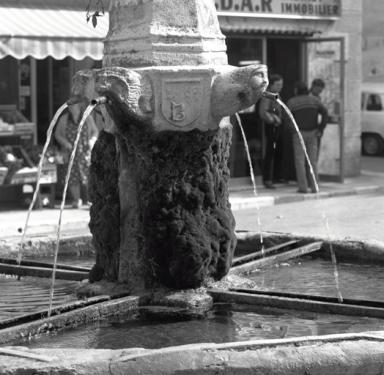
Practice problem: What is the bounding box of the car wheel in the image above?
[362,134,384,155]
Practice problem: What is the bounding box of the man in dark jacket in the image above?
[310,78,326,156]
[287,81,328,193]
[258,73,284,189]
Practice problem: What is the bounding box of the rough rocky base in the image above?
[89,110,237,291]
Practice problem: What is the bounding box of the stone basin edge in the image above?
[2,231,384,264]
[2,331,384,374]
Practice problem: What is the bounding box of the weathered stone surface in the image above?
[73,0,267,293]
[88,130,120,282]
[106,110,237,290]
[151,289,213,311]
[211,64,268,121]
[136,126,236,289]
[74,64,268,133]
[3,335,384,374]
[0,234,94,258]
[104,0,228,68]
[0,295,144,346]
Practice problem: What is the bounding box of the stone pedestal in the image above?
[73,0,269,293]
[104,0,228,67]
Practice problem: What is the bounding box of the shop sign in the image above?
[215,0,341,20]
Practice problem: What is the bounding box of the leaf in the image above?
[92,14,98,28]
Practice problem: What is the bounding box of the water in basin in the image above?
[24,254,95,269]
[0,274,79,321]
[20,303,384,349]
[248,257,384,301]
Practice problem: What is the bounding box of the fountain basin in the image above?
[2,332,384,374]
[2,233,384,373]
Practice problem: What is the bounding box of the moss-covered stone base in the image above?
[89,114,236,291]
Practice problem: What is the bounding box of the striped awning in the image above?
[0,7,109,60]
[218,16,328,36]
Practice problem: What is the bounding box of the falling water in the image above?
[234,113,264,255]
[278,98,343,303]
[17,102,69,265]
[47,102,97,317]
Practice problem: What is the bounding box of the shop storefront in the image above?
[216,0,362,183]
[0,4,107,206]
[0,0,362,206]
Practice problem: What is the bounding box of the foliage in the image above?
[86,0,105,28]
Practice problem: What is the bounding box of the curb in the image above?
[0,184,382,248]
[230,185,384,210]
[0,233,93,258]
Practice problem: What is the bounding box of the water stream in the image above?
[278,98,343,302]
[48,103,97,317]
[234,113,264,254]
[17,103,69,265]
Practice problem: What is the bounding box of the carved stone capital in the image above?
[71,63,268,134]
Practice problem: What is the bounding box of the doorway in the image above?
[225,36,302,181]
[266,38,301,101]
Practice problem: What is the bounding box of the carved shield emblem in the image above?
[161,78,203,127]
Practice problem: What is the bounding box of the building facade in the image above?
[362,0,384,82]
[0,0,362,182]
[220,0,362,180]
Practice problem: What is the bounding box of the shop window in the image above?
[19,58,32,121]
[0,57,19,107]
[366,94,383,111]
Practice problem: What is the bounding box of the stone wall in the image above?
[322,0,363,177]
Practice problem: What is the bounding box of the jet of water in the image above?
[278,98,343,303]
[234,113,264,255]
[47,102,98,317]
[277,99,319,193]
[17,102,69,265]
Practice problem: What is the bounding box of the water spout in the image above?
[91,96,111,106]
[48,102,98,317]
[18,102,69,265]
[279,98,343,303]
[262,91,279,101]
[278,99,319,193]
[234,113,264,255]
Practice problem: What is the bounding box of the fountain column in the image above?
[75,0,268,293]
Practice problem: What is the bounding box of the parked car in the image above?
[361,82,384,155]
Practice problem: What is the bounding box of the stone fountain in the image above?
[4,1,384,374]
[73,0,268,296]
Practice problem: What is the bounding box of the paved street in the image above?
[0,156,383,246]
[234,191,384,241]
[234,155,384,241]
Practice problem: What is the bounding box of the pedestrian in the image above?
[310,78,326,99]
[54,99,99,208]
[286,81,328,193]
[258,73,284,189]
[310,78,327,155]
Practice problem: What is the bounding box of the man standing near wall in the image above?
[309,78,327,155]
[287,81,328,193]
